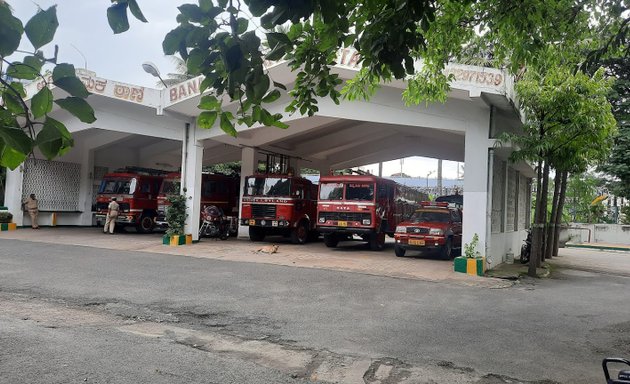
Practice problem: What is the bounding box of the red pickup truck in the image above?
[393,201,462,259]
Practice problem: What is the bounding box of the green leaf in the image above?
[127,0,148,22]
[237,18,249,34]
[54,77,90,98]
[0,5,24,56]
[6,61,40,80]
[163,27,188,55]
[0,145,28,170]
[0,126,33,154]
[9,82,26,98]
[220,112,237,137]
[44,117,72,140]
[197,111,218,128]
[2,92,23,115]
[107,2,130,34]
[55,97,96,123]
[52,63,76,81]
[262,89,281,103]
[186,49,207,75]
[198,95,220,110]
[31,87,53,118]
[273,81,287,91]
[36,117,73,159]
[265,44,286,61]
[24,6,58,50]
[178,4,204,22]
[271,120,289,129]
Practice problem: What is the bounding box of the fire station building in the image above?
[3,50,534,269]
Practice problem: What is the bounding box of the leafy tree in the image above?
[161,55,195,87]
[501,60,616,276]
[598,57,630,198]
[203,161,241,176]
[106,0,594,136]
[0,3,96,170]
[565,173,608,223]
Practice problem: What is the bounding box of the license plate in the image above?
[272,221,278,227]
[337,221,348,227]
[409,239,425,246]
[249,219,255,225]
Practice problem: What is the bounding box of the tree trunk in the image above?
[529,160,544,277]
[545,173,561,260]
[553,171,569,257]
[538,162,550,266]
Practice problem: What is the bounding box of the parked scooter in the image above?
[520,229,532,264]
[199,205,229,240]
[603,358,630,383]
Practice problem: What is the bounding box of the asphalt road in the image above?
[1,239,629,383]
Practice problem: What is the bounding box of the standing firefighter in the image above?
[22,193,39,229]
[104,197,119,234]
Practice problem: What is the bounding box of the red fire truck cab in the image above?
[393,201,463,259]
[155,173,240,236]
[317,174,419,251]
[95,170,165,233]
[240,174,318,244]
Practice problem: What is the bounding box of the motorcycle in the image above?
[520,229,532,264]
[603,358,630,383]
[199,205,229,240]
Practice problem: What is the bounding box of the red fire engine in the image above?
[393,201,463,259]
[155,172,240,236]
[240,174,318,244]
[317,173,423,250]
[95,168,166,233]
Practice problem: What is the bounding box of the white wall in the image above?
[564,224,630,245]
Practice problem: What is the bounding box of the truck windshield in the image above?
[245,177,291,196]
[409,210,451,223]
[98,178,136,194]
[319,183,343,200]
[160,180,180,195]
[345,183,374,201]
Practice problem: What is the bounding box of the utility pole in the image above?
[437,159,442,196]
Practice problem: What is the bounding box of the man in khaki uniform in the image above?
[104,197,119,234]
[22,194,39,229]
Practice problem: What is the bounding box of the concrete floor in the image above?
[0,226,512,288]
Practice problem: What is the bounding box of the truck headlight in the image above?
[396,226,407,233]
[362,219,371,225]
[429,228,443,235]
[319,217,325,223]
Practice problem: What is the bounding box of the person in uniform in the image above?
[104,197,119,234]
[22,194,39,229]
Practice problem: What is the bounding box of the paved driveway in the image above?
[0,227,510,288]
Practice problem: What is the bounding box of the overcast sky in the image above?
[11,0,189,87]
[9,1,461,179]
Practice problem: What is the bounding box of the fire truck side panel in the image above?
[95,173,164,232]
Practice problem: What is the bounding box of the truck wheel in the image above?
[369,231,385,251]
[323,234,339,248]
[249,226,266,242]
[136,214,155,234]
[290,222,309,244]
[394,245,406,257]
[440,238,453,260]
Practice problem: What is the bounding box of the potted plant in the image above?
[454,233,486,276]
[162,193,192,246]
[0,210,16,231]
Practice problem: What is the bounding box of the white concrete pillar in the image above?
[462,116,493,259]
[238,147,256,239]
[4,166,24,226]
[318,163,331,176]
[78,149,95,225]
[182,122,204,241]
